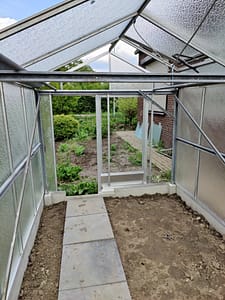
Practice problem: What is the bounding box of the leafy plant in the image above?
[151,169,171,183]
[110,143,117,154]
[73,145,85,156]
[53,114,79,141]
[57,163,82,181]
[128,151,142,166]
[117,97,138,128]
[58,180,98,196]
[122,141,136,153]
[58,143,70,152]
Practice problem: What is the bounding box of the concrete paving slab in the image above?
[66,196,106,217]
[59,239,126,291]
[58,282,131,300]
[63,213,114,245]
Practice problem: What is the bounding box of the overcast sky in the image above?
[0,0,137,71]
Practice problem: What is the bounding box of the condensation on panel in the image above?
[31,151,44,208]
[0,0,143,66]
[23,88,39,146]
[144,0,225,65]
[126,17,199,59]
[197,151,225,220]
[28,21,130,71]
[0,87,11,185]
[40,96,57,191]
[201,85,225,153]
[3,83,27,168]
[177,87,203,143]
[175,141,198,195]
[15,168,35,246]
[0,188,21,294]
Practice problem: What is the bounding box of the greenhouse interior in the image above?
[0,0,225,299]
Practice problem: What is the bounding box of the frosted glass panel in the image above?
[197,151,225,220]
[0,0,143,66]
[28,21,130,71]
[126,17,199,59]
[201,85,225,152]
[23,88,39,145]
[0,188,21,294]
[15,169,35,245]
[175,141,198,195]
[177,87,203,143]
[0,88,10,185]
[144,0,225,65]
[3,83,27,167]
[31,151,44,207]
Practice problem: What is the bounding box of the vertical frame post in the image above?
[107,94,111,186]
[142,98,149,183]
[96,95,102,193]
[171,95,178,184]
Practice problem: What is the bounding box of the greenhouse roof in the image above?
[0,0,225,72]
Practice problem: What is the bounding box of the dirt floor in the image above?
[105,194,225,300]
[19,202,66,300]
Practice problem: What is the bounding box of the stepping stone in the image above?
[63,213,114,244]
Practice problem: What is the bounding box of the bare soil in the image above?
[105,194,225,300]
[19,202,66,300]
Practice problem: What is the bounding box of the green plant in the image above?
[73,145,85,156]
[58,180,98,196]
[128,151,142,166]
[122,141,136,153]
[117,97,138,128]
[110,143,117,154]
[151,169,171,183]
[58,143,69,152]
[53,114,79,141]
[57,163,82,181]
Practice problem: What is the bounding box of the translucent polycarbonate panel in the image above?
[23,88,39,145]
[40,96,57,191]
[0,188,21,295]
[0,0,144,66]
[181,62,225,75]
[0,87,11,185]
[197,151,225,220]
[28,21,130,71]
[31,151,44,207]
[177,87,203,143]
[15,168,35,245]
[144,0,225,65]
[201,85,225,152]
[126,17,199,59]
[3,83,27,168]
[175,141,198,195]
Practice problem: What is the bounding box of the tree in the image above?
[117,97,138,127]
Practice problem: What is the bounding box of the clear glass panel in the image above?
[15,168,35,245]
[0,86,10,185]
[0,0,144,66]
[201,85,225,153]
[28,21,130,71]
[126,17,199,59]
[3,83,27,168]
[23,88,39,146]
[0,188,21,295]
[177,87,203,143]
[144,0,225,65]
[197,151,225,220]
[175,141,198,195]
[31,151,44,208]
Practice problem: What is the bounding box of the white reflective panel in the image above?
[28,21,130,71]
[0,0,144,66]
[197,151,225,220]
[126,17,199,59]
[144,0,225,65]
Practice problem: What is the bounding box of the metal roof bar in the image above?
[2,71,225,83]
[38,89,175,96]
[110,52,149,73]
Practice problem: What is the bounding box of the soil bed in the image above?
[19,202,66,300]
[105,194,225,300]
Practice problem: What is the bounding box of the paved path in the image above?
[58,194,131,300]
[116,131,172,172]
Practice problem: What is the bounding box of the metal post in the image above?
[149,103,154,182]
[175,95,225,165]
[107,94,111,186]
[95,95,102,193]
[2,94,41,300]
[142,98,149,183]
[171,96,178,183]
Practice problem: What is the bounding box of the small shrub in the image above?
[110,144,117,154]
[57,163,82,181]
[58,180,98,196]
[72,145,85,156]
[54,114,79,141]
[58,143,70,152]
[128,151,142,166]
[122,141,136,153]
